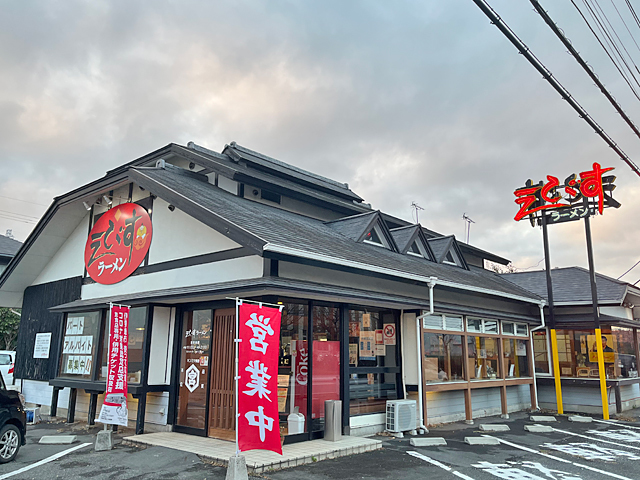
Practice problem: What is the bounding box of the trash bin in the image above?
[287,412,305,434]
[324,400,342,442]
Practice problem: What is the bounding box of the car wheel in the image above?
[0,425,20,463]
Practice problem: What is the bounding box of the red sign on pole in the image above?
[237,303,282,454]
[98,304,130,426]
[84,203,152,285]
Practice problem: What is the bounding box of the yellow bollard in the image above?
[549,329,563,414]
[595,328,610,420]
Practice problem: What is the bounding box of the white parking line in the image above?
[551,427,640,451]
[407,451,475,480]
[483,435,634,480]
[593,419,640,430]
[0,442,92,480]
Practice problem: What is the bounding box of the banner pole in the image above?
[235,297,240,457]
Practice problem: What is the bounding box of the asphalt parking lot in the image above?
[4,412,640,479]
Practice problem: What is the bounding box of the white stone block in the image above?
[524,425,553,433]
[568,415,593,423]
[464,436,500,445]
[479,424,510,432]
[529,415,557,422]
[39,435,77,445]
[410,437,447,446]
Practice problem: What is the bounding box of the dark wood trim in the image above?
[424,382,468,392]
[50,387,60,417]
[141,306,154,388]
[167,306,182,426]
[67,388,77,423]
[340,304,350,435]
[307,300,314,438]
[136,393,147,435]
[500,385,508,416]
[464,388,472,422]
[88,393,98,425]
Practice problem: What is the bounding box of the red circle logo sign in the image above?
[84,203,153,285]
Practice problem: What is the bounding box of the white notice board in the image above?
[33,332,52,359]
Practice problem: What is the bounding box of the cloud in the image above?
[0,0,638,280]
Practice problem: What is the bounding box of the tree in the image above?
[486,261,519,274]
[0,308,20,351]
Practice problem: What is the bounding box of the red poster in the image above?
[84,203,152,285]
[238,303,282,454]
[98,305,129,426]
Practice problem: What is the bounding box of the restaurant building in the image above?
[0,142,543,441]
[503,267,640,415]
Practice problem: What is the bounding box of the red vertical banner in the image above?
[238,303,282,454]
[98,304,130,426]
[293,340,308,417]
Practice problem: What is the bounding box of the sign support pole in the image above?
[542,213,563,414]
[584,204,609,420]
[234,298,240,457]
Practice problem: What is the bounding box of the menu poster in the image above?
[359,331,375,359]
[362,313,371,328]
[375,329,383,344]
[349,321,360,337]
[375,343,385,356]
[349,344,358,365]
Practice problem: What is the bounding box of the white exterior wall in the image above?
[148,306,175,385]
[148,199,241,264]
[74,390,170,429]
[81,256,263,299]
[600,306,634,320]
[32,216,89,286]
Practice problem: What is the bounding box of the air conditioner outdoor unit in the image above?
[386,399,417,433]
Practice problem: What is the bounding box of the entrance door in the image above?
[208,308,236,440]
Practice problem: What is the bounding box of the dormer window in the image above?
[407,241,422,257]
[444,251,456,264]
[363,226,384,246]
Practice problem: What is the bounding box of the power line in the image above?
[0,195,49,207]
[529,0,640,150]
[571,0,640,100]
[470,0,640,177]
[618,258,640,279]
[625,0,640,31]
[609,0,640,56]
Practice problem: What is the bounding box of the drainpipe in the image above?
[415,276,438,434]
[528,302,547,410]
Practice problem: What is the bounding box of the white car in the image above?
[0,351,15,386]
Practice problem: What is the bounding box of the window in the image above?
[467,318,499,334]
[99,307,147,384]
[516,324,528,336]
[277,303,309,436]
[423,333,464,383]
[468,336,501,380]
[363,227,383,246]
[502,322,528,336]
[59,311,102,380]
[349,308,398,415]
[532,330,550,374]
[0,354,11,366]
[407,241,422,257]
[311,305,340,432]
[422,314,463,332]
[503,338,530,378]
[444,251,456,264]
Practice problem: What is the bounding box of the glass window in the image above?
[467,319,482,333]
[176,310,212,430]
[311,305,340,432]
[408,241,422,256]
[611,327,637,378]
[99,307,147,384]
[502,322,515,335]
[484,321,498,334]
[532,330,550,373]
[516,324,528,336]
[349,308,398,415]
[423,333,464,383]
[364,228,382,245]
[277,303,308,436]
[467,336,500,380]
[0,354,11,366]
[503,338,530,378]
[59,311,101,380]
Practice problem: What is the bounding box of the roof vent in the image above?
[156,159,166,168]
[187,141,195,149]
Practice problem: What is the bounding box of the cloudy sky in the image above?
[1,0,640,281]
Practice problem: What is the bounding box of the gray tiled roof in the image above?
[501,267,629,304]
[427,236,454,263]
[223,142,363,201]
[325,211,378,241]
[132,166,541,302]
[0,234,21,257]
[390,225,418,253]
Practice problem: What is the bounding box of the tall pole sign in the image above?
[513,162,620,420]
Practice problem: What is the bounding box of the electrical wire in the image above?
[610,0,640,56]
[625,0,640,31]
[470,0,640,177]
[572,0,640,100]
[530,0,640,149]
[0,195,48,207]
[618,259,640,279]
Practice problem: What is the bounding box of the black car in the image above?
[0,372,26,463]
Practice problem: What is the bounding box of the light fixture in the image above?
[168,204,175,212]
[103,195,112,206]
[82,201,91,211]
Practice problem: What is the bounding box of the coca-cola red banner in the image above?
[238,303,282,454]
[98,305,129,426]
[84,203,152,285]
